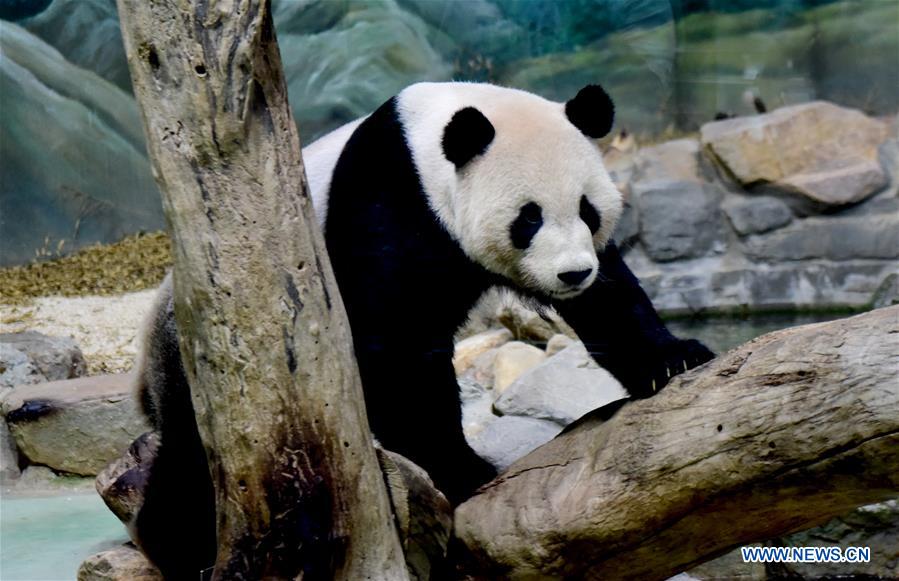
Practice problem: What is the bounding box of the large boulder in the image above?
[2,373,149,475]
[493,342,627,426]
[0,332,87,389]
[701,101,889,207]
[0,23,163,266]
[636,181,727,262]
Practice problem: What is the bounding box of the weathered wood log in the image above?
[116,1,408,579]
[454,306,899,580]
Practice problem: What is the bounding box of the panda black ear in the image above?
[442,107,495,169]
[565,85,615,138]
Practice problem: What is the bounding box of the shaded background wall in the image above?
[1,0,897,266]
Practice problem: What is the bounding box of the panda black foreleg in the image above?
[551,242,715,398]
[356,346,496,506]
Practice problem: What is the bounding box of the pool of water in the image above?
[0,493,128,581]
[667,312,850,355]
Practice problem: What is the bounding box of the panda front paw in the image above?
[625,338,715,399]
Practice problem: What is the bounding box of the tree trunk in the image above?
[454,305,899,580]
[116,1,408,579]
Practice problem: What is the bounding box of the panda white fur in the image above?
[134,82,714,578]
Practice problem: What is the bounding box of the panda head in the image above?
[400,83,623,300]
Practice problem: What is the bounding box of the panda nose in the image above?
[557,269,592,286]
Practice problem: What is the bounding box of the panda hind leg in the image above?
[136,423,216,580]
[132,282,217,579]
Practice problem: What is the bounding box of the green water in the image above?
[667,312,850,355]
[0,493,128,581]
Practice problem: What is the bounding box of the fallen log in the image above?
[454,305,899,580]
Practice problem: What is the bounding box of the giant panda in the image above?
[134,82,715,578]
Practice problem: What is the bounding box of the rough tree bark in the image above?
[116,1,408,579]
[454,305,899,580]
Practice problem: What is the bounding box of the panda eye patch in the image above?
[510,202,543,249]
[580,195,601,234]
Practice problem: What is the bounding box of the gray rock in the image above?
[3,373,150,475]
[469,415,562,472]
[77,545,162,581]
[0,332,87,388]
[460,377,495,442]
[722,195,793,236]
[701,101,889,207]
[773,501,899,580]
[494,342,628,426]
[632,255,897,314]
[636,181,727,262]
[15,465,61,488]
[0,23,163,266]
[8,464,95,492]
[743,214,899,262]
[0,419,20,482]
[871,273,899,309]
[839,193,899,217]
[0,344,41,390]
